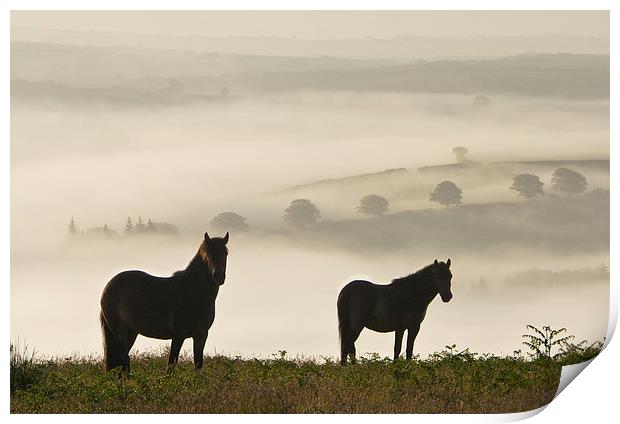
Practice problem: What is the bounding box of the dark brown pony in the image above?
[99,231,229,372]
[337,259,453,365]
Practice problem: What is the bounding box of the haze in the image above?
[10,11,609,361]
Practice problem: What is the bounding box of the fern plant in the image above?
[556,339,604,365]
[522,325,574,360]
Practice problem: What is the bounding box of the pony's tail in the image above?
[100,311,122,371]
[337,291,351,365]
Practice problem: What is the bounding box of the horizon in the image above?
[11,11,610,60]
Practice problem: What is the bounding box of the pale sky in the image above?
[11,10,609,39]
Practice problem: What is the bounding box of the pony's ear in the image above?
[204,231,211,241]
[446,258,451,268]
[434,259,438,266]
[223,232,229,245]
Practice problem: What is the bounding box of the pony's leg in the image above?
[393,330,404,361]
[349,326,363,364]
[349,346,357,364]
[340,327,354,365]
[340,329,353,365]
[167,337,184,373]
[406,323,421,360]
[112,326,130,373]
[340,331,355,365]
[125,331,138,373]
[193,332,208,369]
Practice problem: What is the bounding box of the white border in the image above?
[3,1,616,422]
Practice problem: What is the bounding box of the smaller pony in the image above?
[337,259,453,365]
[100,231,229,372]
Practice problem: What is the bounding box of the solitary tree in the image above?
[210,212,249,233]
[510,174,544,199]
[472,95,491,106]
[357,194,389,217]
[452,146,469,163]
[68,217,78,235]
[125,217,133,233]
[284,199,321,229]
[429,181,463,207]
[551,168,587,195]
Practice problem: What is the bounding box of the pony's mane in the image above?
[171,239,228,279]
[171,244,207,279]
[391,263,434,286]
[171,251,203,279]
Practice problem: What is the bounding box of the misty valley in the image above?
[10,32,609,363]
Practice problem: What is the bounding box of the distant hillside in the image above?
[278,168,407,194]
[10,41,609,103]
[418,159,610,173]
[238,54,609,99]
[309,189,609,254]
[10,41,407,87]
[280,159,609,194]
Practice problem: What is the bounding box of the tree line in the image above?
[211,165,590,233]
[67,150,591,236]
[68,216,178,238]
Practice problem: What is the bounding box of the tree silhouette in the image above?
[147,218,156,232]
[134,216,146,233]
[472,95,491,106]
[452,146,469,163]
[551,168,587,195]
[510,174,544,199]
[429,181,463,207]
[125,217,133,233]
[68,217,78,235]
[357,194,389,216]
[284,199,321,229]
[210,212,249,233]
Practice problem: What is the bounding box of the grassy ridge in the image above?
[11,349,568,414]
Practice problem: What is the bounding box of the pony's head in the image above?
[432,258,453,302]
[200,231,229,285]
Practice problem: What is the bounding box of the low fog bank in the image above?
[11,93,609,165]
[10,92,609,251]
[11,234,608,359]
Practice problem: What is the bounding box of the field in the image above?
[10,343,601,414]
